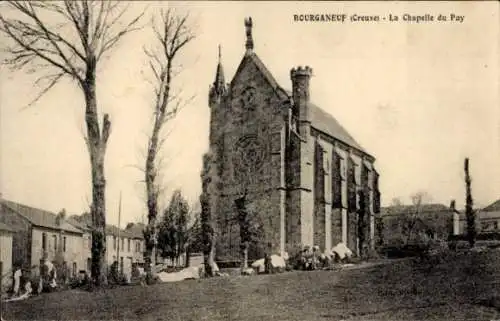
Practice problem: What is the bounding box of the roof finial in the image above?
[244,17,253,53]
[218,44,222,63]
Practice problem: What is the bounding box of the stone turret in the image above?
[291,66,313,136]
[209,45,226,106]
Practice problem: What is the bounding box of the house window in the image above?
[88,236,92,249]
[120,257,124,273]
[72,262,77,277]
[53,235,57,251]
[63,236,67,252]
[121,238,124,250]
[113,236,117,250]
[127,239,131,252]
[42,233,47,251]
[495,221,499,230]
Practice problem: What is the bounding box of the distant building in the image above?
[66,216,92,273]
[0,200,85,278]
[379,203,455,245]
[124,223,145,265]
[454,198,500,235]
[204,17,380,262]
[68,214,145,277]
[0,221,15,291]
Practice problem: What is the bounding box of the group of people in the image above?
[6,259,59,301]
[298,243,354,271]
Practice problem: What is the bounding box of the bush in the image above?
[379,243,430,259]
[363,248,381,261]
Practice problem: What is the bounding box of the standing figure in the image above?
[12,267,22,297]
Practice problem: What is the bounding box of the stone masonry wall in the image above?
[212,57,287,262]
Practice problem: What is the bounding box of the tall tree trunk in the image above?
[465,158,476,248]
[84,60,109,287]
[185,246,191,268]
[144,107,165,278]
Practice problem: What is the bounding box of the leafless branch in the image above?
[0,0,145,106]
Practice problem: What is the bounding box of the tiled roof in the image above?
[457,210,500,221]
[381,203,452,216]
[309,102,365,152]
[67,213,139,239]
[0,222,15,233]
[235,52,366,154]
[67,216,91,232]
[482,199,500,212]
[106,225,134,238]
[1,200,83,234]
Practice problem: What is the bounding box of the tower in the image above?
[290,66,313,138]
[209,45,226,107]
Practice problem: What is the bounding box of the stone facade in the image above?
[205,18,380,263]
[0,200,85,278]
[31,227,84,277]
[0,223,14,292]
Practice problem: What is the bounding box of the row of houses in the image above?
[0,199,145,291]
[454,199,500,234]
[377,198,500,247]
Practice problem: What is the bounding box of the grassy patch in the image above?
[3,251,500,321]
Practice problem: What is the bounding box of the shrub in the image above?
[363,248,381,261]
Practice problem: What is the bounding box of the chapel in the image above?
[205,17,381,263]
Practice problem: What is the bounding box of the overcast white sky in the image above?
[1,1,499,226]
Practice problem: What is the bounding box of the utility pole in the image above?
[117,191,122,274]
[0,261,3,321]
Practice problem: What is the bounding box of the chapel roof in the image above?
[237,52,366,153]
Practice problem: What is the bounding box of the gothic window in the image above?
[340,158,347,180]
[233,135,266,184]
[332,151,343,209]
[367,169,373,190]
[323,151,330,174]
[353,162,361,186]
[240,86,257,110]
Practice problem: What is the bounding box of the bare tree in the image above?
[391,198,403,207]
[404,191,432,244]
[141,8,195,279]
[0,1,144,286]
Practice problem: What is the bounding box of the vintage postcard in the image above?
[0,1,499,320]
